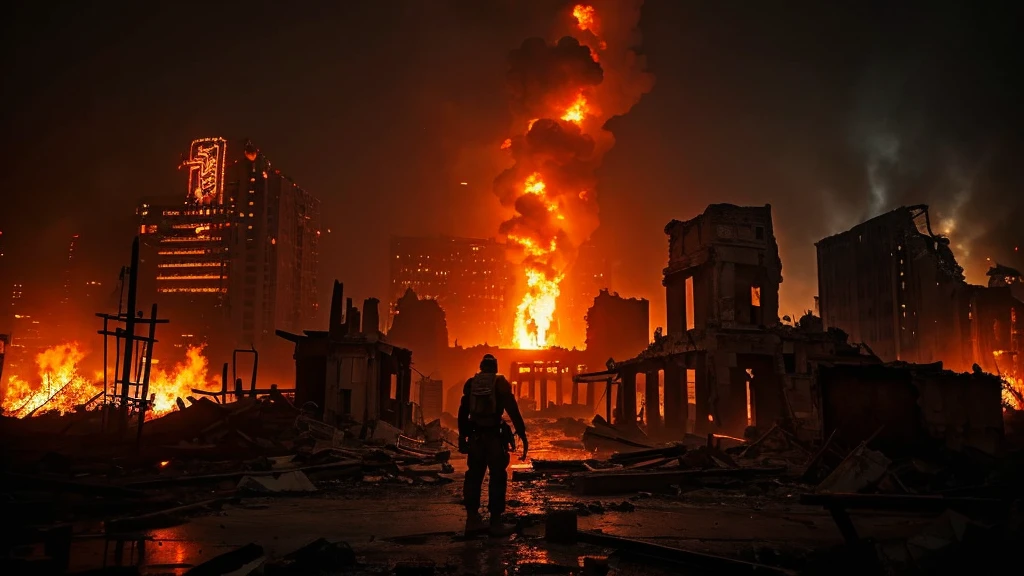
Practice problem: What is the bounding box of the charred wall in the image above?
[817,205,1020,376]
[584,289,649,365]
[663,204,782,339]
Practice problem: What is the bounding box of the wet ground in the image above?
[60,420,934,574]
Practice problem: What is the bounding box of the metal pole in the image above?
[137,304,159,444]
[118,237,140,433]
[100,316,108,430]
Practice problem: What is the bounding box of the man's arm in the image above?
[497,376,527,437]
[457,379,472,437]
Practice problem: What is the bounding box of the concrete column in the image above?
[663,361,686,435]
[645,370,661,431]
[620,370,638,425]
[555,367,564,406]
[605,378,613,422]
[540,368,549,410]
[570,366,579,405]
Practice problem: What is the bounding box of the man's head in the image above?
[479,354,498,374]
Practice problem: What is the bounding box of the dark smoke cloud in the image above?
[838,4,1024,283]
[506,36,604,120]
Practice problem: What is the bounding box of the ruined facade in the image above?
[817,205,1022,380]
[574,203,1004,454]
[664,204,782,335]
[278,281,413,431]
[584,289,649,366]
[816,205,970,369]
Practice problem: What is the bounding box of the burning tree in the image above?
[495,1,654,350]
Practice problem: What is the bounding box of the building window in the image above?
[750,285,761,325]
[685,368,696,433]
[685,276,695,331]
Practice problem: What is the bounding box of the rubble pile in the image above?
[1,394,457,571]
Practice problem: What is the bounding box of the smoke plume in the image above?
[495,1,654,349]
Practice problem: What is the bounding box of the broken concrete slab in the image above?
[237,471,316,494]
[815,443,892,494]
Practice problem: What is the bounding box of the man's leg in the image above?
[486,437,514,535]
[463,441,487,534]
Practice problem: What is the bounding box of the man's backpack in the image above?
[468,372,501,428]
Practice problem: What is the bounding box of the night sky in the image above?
[3,0,1022,332]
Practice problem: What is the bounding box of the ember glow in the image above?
[1005,375,1023,410]
[496,2,653,350]
[1,343,217,419]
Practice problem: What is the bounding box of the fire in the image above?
[495,2,653,350]
[1003,374,1023,410]
[573,4,595,32]
[147,345,216,416]
[1,343,217,419]
[1,343,97,418]
[560,91,589,124]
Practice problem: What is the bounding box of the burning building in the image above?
[138,137,321,366]
[389,235,509,347]
[816,205,1022,381]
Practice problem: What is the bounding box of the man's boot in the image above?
[488,516,516,537]
[465,512,488,536]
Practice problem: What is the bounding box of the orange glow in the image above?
[560,91,589,124]
[501,5,605,350]
[500,138,512,150]
[573,5,595,32]
[1005,375,1023,410]
[159,460,170,468]
[1,343,96,418]
[1,343,218,419]
[147,345,217,416]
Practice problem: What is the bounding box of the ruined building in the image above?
[277,281,413,431]
[575,203,1004,454]
[138,137,320,365]
[386,288,449,381]
[576,204,787,438]
[816,205,1022,379]
[389,235,509,347]
[585,289,649,366]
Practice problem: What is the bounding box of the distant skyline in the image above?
[4,0,1023,335]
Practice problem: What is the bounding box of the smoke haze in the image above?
[2,0,1021,339]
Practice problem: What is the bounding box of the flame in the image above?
[147,345,216,416]
[497,3,651,350]
[1,343,218,419]
[501,6,601,350]
[1005,375,1023,410]
[1,343,96,418]
[560,91,589,124]
[573,4,595,32]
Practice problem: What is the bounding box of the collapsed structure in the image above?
[576,204,1004,455]
[816,205,1022,379]
[277,281,414,432]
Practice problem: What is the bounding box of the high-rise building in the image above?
[389,236,510,346]
[558,241,611,348]
[138,137,321,361]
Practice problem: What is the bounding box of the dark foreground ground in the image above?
[59,455,931,575]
